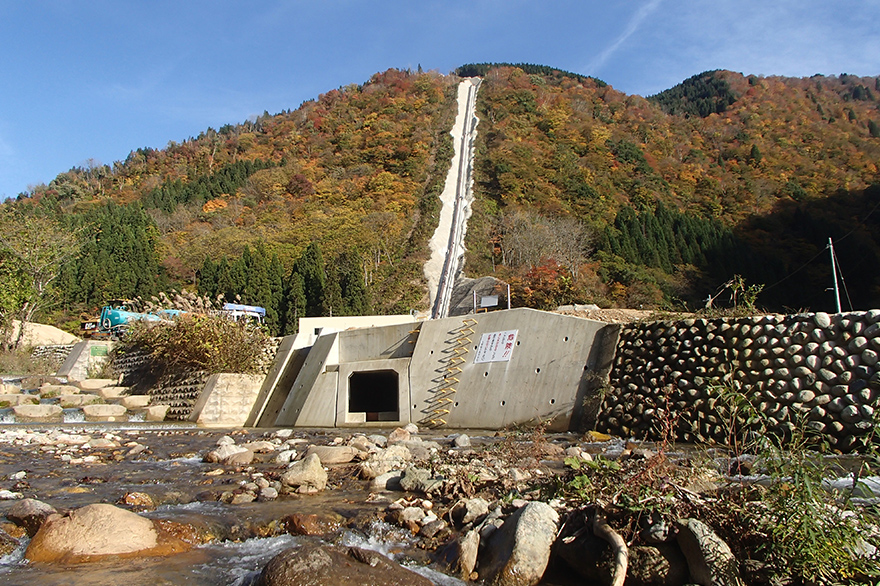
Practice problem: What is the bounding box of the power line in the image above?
[760,189,880,295]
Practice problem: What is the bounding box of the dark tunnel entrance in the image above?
[348,370,399,421]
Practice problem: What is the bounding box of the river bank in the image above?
[0,420,875,585]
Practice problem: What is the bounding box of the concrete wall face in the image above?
[56,340,114,382]
[245,336,301,427]
[190,373,265,427]
[275,333,340,426]
[600,310,880,452]
[338,323,419,363]
[410,309,614,431]
[293,315,416,349]
[255,308,615,431]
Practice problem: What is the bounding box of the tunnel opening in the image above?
[348,370,399,421]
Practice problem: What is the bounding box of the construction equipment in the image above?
[80,300,183,340]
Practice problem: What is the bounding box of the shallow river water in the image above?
[0,422,475,586]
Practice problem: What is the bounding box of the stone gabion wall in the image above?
[148,371,211,420]
[31,345,75,363]
[599,310,880,452]
[113,346,152,384]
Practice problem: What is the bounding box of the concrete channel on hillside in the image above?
[426,77,481,320]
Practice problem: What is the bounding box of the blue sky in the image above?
[1,0,878,199]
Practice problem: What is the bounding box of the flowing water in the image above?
[0,422,469,585]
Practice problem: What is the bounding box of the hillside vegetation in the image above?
[463,66,880,311]
[2,65,879,335]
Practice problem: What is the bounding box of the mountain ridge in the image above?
[4,65,880,332]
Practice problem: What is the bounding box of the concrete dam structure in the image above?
[246,308,619,432]
[240,307,880,452]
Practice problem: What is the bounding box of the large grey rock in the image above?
[370,470,403,491]
[6,498,58,537]
[451,497,490,527]
[241,440,277,453]
[255,543,433,586]
[453,433,472,448]
[281,453,327,493]
[444,529,480,580]
[387,427,411,444]
[479,502,559,586]
[399,466,444,494]
[394,439,441,459]
[676,518,743,586]
[359,444,412,479]
[204,444,254,465]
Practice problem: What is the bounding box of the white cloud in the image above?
[609,0,880,95]
[585,0,663,75]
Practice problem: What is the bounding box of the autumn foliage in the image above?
[7,65,880,323]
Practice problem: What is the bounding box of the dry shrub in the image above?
[123,313,269,375]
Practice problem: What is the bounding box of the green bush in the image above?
[122,313,269,375]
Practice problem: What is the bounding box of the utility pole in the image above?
[828,237,842,313]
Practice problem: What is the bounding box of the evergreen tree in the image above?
[336,250,369,315]
[281,271,306,335]
[294,242,326,316]
[197,257,218,299]
[267,252,285,333]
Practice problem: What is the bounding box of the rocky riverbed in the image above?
[0,421,876,585]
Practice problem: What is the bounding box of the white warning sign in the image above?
[474,330,518,364]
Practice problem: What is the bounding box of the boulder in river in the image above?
[254,543,433,586]
[282,512,343,536]
[205,444,254,465]
[6,498,58,537]
[478,501,559,586]
[304,444,359,464]
[359,444,412,479]
[25,503,192,563]
[280,453,327,493]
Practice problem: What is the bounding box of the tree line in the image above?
[197,242,369,335]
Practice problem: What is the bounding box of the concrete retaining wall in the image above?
[599,310,880,451]
[189,373,266,427]
[257,308,618,431]
[55,340,114,382]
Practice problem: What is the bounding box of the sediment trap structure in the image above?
[245,308,880,452]
[54,307,880,451]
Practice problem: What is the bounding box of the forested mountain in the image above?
[462,66,880,311]
[3,66,880,334]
